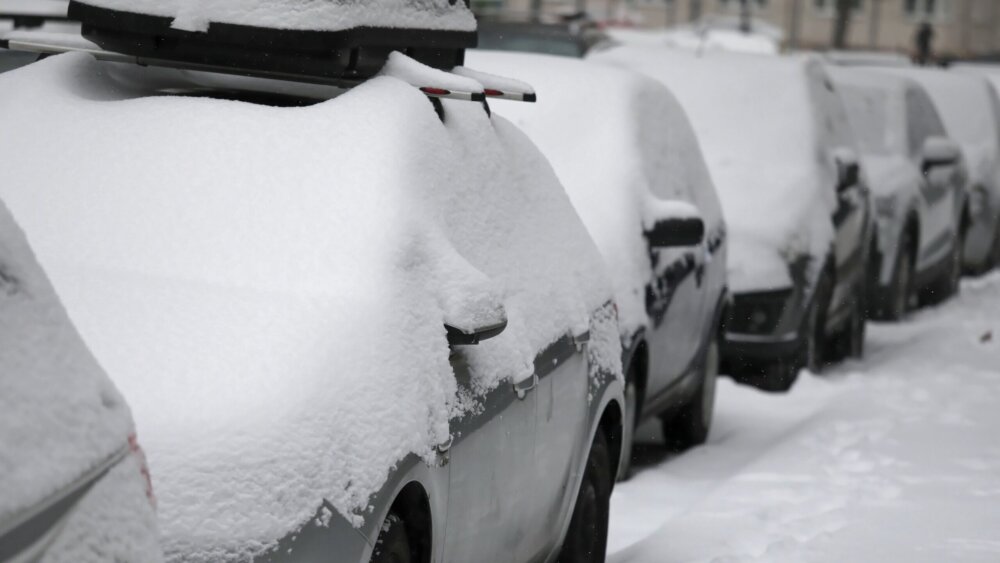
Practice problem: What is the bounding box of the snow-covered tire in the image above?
[879,229,915,321]
[371,513,412,563]
[755,360,799,393]
[616,373,639,481]
[828,284,866,361]
[923,230,962,306]
[558,431,611,563]
[662,337,718,451]
[803,273,832,374]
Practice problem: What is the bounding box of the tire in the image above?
[881,230,915,321]
[662,337,719,451]
[616,373,639,482]
[370,513,412,563]
[802,272,832,374]
[828,284,866,361]
[754,359,799,393]
[923,231,962,305]
[558,431,612,563]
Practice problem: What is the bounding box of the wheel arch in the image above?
[384,481,433,563]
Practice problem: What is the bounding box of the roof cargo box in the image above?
[66,0,478,81]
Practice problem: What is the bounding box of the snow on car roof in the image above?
[591,46,837,291]
[0,199,133,525]
[467,50,721,334]
[72,0,476,33]
[0,53,614,560]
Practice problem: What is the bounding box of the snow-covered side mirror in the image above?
[646,216,705,248]
[445,318,507,346]
[921,136,960,174]
[834,148,860,193]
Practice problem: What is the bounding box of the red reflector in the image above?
[128,432,156,509]
[420,87,451,96]
[484,89,504,97]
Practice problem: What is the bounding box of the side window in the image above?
[906,88,946,157]
[809,66,855,152]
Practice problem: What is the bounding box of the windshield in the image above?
[839,83,900,156]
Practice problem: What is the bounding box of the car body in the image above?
[0,48,624,563]
[877,66,1000,276]
[0,200,160,562]
[830,67,968,319]
[468,50,728,475]
[475,18,613,58]
[594,47,874,392]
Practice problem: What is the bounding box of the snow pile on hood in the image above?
[467,50,722,334]
[73,0,476,33]
[591,46,837,292]
[884,67,1000,190]
[0,53,614,561]
[0,200,134,525]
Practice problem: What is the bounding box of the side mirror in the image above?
[445,318,507,346]
[645,216,705,248]
[921,136,960,173]
[835,148,860,193]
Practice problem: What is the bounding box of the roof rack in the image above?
[1,31,535,103]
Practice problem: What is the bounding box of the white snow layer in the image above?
[592,47,839,292]
[0,52,616,561]
[610,273,1000,562]
[467,51,722,334]
[73,0,476,33]
[0,201,137,526]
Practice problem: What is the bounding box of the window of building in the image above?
[717,0,768,9]
[813,0,864,16]
[904,0,950,20]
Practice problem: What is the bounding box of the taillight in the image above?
[128,433,156,509]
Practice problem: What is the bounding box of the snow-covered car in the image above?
[66,0,477,81]
[0,48,625,562]
[468,51,728,477]
[830,67,967,319]
[593,47,874,392]
[877,67,1000,276]
[0,200,160,562]
[475,18,613,58]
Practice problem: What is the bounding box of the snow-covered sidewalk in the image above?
[609,273,1000,562]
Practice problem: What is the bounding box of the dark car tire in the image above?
[880,229,915,321]
[616,373,639,482]
[558,431,612,563]
[828,284,866,361]
[662,337,719,451]
[370,513,411,563]
[802,272,832,374]
[923,231,962,306]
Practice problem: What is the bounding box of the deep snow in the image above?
[609,273,1000,562]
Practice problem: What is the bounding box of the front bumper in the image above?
[722,285,808,365]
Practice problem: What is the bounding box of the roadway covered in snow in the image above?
[609,273,1000,563]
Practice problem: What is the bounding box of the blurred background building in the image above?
[476,0,1000,59]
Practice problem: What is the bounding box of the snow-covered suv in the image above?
[0,41,625,563]
[469,50,729,477]
[0,201,160,563]
[595,48,875,392]
[831,67,967,319]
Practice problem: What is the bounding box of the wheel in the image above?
[558,431,612,563]
[662,336,719,451]
[616,372,639,481]
[828,284,866,361]
[370,513,411,563]
[802,273,832,374]
[753,359,799,393]
[881,230,915,321]
[923,231,962,305]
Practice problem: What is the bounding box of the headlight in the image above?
[729,288,794,334]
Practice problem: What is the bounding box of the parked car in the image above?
[0,200,160,562]
[475,17,613,58]
[880,67,1000,276]
[594,48,874,392]
[0,40,625,563]
[830,67,967,319]
[469,50,728,476]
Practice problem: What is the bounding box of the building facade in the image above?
[488,0,1000,58]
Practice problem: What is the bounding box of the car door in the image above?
[813,69,869,315]
[520,328,593,562]
[443,349,537,563]
[906,88,957,271]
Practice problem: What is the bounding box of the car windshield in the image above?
[839,83,899,156]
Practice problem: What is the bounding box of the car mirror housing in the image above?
[921,136,960,173]
[445,319,508,346]
[834,148,860,193]
[646,216,705,248]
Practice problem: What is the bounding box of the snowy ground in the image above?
[609,273,1000,562]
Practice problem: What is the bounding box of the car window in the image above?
[839,83,897,156]
[906,87,947,156]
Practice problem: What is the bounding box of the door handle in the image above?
[513,374,538,400]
